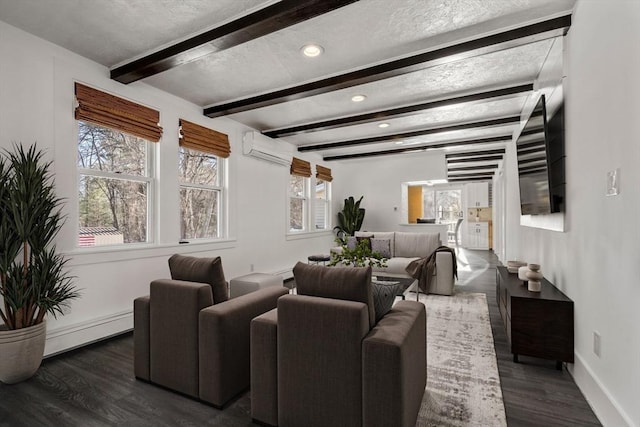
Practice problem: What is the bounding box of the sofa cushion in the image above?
[168,254,229,303]
[370,238,391,258]
[394,232,440,258]
[292,262,375,328]
[373,257,420,276]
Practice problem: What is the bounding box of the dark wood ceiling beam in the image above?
[448,170,496,177]
[263,83,533,138]
[448,174,495,180]
[322,147,428,161]
[411,135,510,151]
[448,164,499,172]
[111,0,358,84]
[298,116,518,152]
[446,148,505,158]
[447,154,504,163]
[204,15,570,117]
[321,135,510,161]
[447,176,494,182]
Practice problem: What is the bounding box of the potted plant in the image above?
[333,196,365,244]
[0,144,79,384]
[329,238,387,269]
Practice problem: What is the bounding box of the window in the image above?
[288,162,333,234]
[179,147,223,240]
[314,165,333,230]
[177,119,230,241]
[75,83,162,248]
[314,179,330,230]
[422,187,462,245]
[289,174,309,232]
[422,188,462,224]
[289,157,312,233]
[77,121,153,247]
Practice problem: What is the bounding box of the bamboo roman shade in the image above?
[315,165,333,182]
[74,83,163,142]
[179,119,230,158]
[290,157,312,177]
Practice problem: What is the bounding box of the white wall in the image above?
[332,150,447,231]
[0,21,334,355]
[502,1,640,425]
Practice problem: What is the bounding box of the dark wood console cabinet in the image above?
[496,266,574,369]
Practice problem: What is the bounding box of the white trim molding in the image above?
[569,352,636,427]
[44,310,133,357]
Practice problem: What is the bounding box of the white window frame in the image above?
[288,174,309,233]
[422,187,462,223]
[76,122,156,248]
[314,178,331,231]
[178,146,226,241]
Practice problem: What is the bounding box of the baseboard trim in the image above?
[44,310,133,357]
[569,352,636,427]
[42,269,293,357]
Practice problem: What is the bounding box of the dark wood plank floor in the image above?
[454,249,601,427]
[0,249,601,426]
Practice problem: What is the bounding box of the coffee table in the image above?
[372,276,417,300]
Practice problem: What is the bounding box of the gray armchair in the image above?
[251,262,426,427]
[134,254,288,407]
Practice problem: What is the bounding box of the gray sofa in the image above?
[333,231,456,296]
[250,262,426,427]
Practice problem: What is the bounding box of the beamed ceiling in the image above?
[0,0,575,182]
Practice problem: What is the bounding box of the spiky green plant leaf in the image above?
[0,143,80,330]
[333,196,366,242]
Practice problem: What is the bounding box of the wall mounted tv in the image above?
[516,95,565,215]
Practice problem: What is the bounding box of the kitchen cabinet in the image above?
[465,182,489,207]
[466,222,489,249]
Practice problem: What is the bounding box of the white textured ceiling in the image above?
[0,0,277,66]
[229,40,552,131]
[0,0,575,172]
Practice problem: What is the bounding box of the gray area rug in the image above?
[416,292,507,427]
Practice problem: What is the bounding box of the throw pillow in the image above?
[346,236,357,250]
[371,281,400,322]
[293,262,375,328]
[370,238,391,258]
[168,254,229,303]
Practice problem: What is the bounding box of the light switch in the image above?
[606,168,619,196]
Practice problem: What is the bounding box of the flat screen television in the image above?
[516,95,565,215]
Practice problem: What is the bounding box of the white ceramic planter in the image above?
[526,264,543,292]
[0,321,46,384]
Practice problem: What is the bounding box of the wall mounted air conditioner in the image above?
[242,131,292,166]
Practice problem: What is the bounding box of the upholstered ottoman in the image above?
[230,273,284,298]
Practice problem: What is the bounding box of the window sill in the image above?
[285,230,333,241]
[63,238,237,266]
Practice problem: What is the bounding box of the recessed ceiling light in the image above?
[395,141,404,145]
[301,44,323,57]
[351,94,367,102]
[378,123,390,128]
